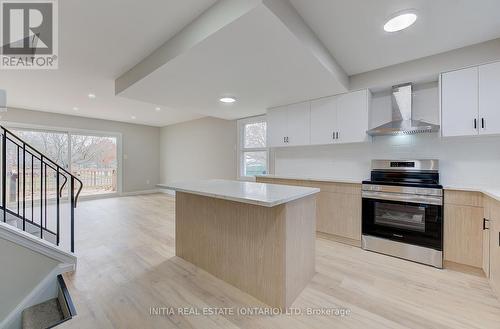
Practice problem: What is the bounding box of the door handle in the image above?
[336,132,339,139]
[481,118,485,129]
[483,218,490,230]
[474,118,477,129]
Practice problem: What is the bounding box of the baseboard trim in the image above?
[316,231,362,247]
[0,263,72,329]
[120,189,160,196]
[443,260,486,277]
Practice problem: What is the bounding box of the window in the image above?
[10,127,120,197]
[238,116,268,179]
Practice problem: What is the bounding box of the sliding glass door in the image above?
[70,134,117,196]
[10,128,119,197]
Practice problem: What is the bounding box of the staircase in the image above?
[0,126,83,252]
[0,126,82,329]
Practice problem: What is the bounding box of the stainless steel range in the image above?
[361,160,443,268]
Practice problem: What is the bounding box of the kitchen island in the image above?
[158,179,319,308]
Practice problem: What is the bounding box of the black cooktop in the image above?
[363,170,442,189]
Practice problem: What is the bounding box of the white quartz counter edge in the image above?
[255,174,361,184]
[157,183,320,207]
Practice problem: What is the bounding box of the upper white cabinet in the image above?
[267,102,310,147]
[441,67,479,137]
[441,62,500,137]
[479,61,500,135]
[309,90,371,146]
[267,105,288,147]
[267,90,371,147]
[310,95,338,145]
[336,90,371,144]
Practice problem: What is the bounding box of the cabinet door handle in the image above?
[336,132,339,140]
[474,118,477,129]
[483,218,490,230]
[482,118,485,129]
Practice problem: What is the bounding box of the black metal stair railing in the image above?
[1,126,83,252]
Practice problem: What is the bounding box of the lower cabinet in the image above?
[256,177,361,245]
[443,202,484,268]
[316,191,361,242]
[485,197,500,297]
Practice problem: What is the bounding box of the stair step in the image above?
[22,298,64,329]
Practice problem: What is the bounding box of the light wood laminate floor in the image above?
[60,194,500,329]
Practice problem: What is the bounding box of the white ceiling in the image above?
[2,0,500,126]
[0,0,216,126]
[118,3,348,120]
[290,0,500,75]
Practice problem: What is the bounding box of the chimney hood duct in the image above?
[366,83,440,136]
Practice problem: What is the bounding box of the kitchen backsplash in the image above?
[272,82,500,187]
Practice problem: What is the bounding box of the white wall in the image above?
[0,108,161,193]
[350,38,500,90]
[160,117,237,182]
[273,82,500,188]
[0,238,59,321]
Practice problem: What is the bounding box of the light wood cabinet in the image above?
[443,203,484,268]
[316,191,361,242]
[266,102,310,147]
[256,177,361,245]
[486,197,500,297]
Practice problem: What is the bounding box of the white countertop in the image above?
[255,174,361,184]
[157,179,320,207]
[256,175,500,202]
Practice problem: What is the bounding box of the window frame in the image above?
[237,116,269,181]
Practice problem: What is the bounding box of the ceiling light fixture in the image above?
[155,107,161,111]
[88,93,96,99]
[384,10,417,32]
[73,107,79,111]
[131,115,136,120]
[219,97,236,103]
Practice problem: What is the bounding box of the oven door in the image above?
[362,191,443,250]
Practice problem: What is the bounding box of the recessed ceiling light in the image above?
[155,107,161,111]
[384,11,417,32]
[73,107,79,111]
[131,115,136,120]
[88,93,96,99]
[219,97,236,103]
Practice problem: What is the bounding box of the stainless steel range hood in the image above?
[367,83,440,136]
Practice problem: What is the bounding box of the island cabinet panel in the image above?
[443,190,484,269]
[256,177,362,246]
[175,191,316,309]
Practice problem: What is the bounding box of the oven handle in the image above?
[362,191,443,206]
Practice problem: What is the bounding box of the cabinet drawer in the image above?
[444,190,483,207]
